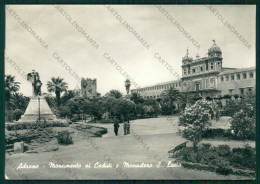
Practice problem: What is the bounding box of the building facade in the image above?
[131,41,255,99]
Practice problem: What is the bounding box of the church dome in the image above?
[208,40,222,54]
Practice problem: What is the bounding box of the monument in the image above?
[19,70,56,122]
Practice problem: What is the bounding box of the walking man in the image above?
[127,120,130,134]
[123,121,127,135]
[114,122,120,136]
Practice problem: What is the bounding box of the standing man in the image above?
[123,121,127,135]
[127,120,130,134]
[114,122,120,136]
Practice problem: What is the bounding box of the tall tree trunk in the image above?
[56,91,61,106]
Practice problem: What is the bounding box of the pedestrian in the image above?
[123,121,127,135]
[127,120,130,134]
[114,122,120,136]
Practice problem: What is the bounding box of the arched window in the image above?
[243,73,247,79]
[226,75,229,81]
[237,74,241,80]
[211,62,214,70]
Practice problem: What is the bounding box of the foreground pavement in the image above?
[5,117,254,180]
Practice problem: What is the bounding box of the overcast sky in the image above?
[5,5,256,97]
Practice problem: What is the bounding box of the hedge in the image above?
[6,121,69,131]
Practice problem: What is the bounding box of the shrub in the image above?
[56,130,73,145]
[215,159,232,175]
[230,145,255,170]
[230,110,255,140]
[216,145,231,157]
[202,128,233,139]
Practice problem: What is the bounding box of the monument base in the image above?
[19,96,57,123]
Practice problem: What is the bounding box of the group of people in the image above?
[113,121,130,136]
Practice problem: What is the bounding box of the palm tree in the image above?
[47,77,68,106]
[9,93,29,112]
[5,75,20,121]
[161,87,183,114]
[105,89,123,99]
[5,75,20,101]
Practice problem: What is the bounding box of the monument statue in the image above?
[19,70,56,122]
[27,70,42,96]
[125,79,131,95]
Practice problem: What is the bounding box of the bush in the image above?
[202,128,233,139]
[216,145,231,157]
[215,159,232,175]
[176,143,255,175]
[230,145,255,170]
[56,130,73,145]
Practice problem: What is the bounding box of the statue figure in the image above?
[125,79,131,95]
[27,70,42,96]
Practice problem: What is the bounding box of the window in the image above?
[211,62,214,70]
[195,83,200,91]
[247,87,253,93]
[184,69,187,75]
[231,75,234,80]
[237,74,241,80]
[179,83,181,87]
[206,61,208,70]
[192,68,196,73]
[221,76,224,81]
[226,75,229,81]
[249,72,253,78]
[200,66,203,72]
[240,88,244,94]
[243,73,247,79]
[229,89,233,95]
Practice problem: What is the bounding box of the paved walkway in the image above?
[5,117,254,180]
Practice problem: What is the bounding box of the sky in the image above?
[5,5,256,97]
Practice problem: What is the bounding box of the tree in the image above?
[105,89,123,99]
[110,98,136,122]
[5,75,20,121]
[179,100,212,151]
[47,77,68,106]
[161,87,183,114]
[130,92,144,104]
[66,96,89,121]
[230,94,255,140]
[60,90,78,105]
[88,97,105,122]
[9,93,29,112]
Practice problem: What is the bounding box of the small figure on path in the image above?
[127,120,130,134]
[123,121,127,135]
[114,122,120,136]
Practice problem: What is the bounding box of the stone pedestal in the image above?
[19,96,56,122]
[14,142,24,153]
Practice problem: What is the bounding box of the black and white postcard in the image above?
[4,4,256,180]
